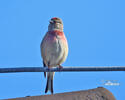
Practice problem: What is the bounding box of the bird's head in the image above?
[48,17,63,31]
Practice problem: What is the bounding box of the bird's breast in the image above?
[41,30,68,67]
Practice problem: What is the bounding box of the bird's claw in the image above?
[59,65,63,69]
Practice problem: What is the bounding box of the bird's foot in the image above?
[58,65,63,69]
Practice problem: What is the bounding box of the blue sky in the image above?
[0,0,125,99]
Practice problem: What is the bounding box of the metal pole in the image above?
[0,66,125,73]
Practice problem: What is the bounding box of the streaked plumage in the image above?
[40,17,68,94]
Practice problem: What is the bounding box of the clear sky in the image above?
[0,0,125,99]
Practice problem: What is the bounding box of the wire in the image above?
[0,66,125,73]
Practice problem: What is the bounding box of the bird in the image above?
[40,17,68,94]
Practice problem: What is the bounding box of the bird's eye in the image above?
[50,20,62,24]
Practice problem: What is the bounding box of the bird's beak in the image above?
[50,20,54,24]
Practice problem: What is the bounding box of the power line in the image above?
[0,66,125,73]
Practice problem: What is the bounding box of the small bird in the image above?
[40,17,68,94]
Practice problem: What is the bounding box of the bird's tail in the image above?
[45,72,54,94]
